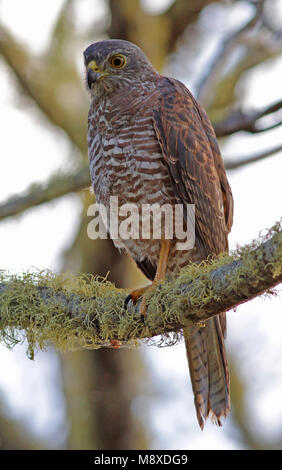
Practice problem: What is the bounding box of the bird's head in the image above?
[84,39,156,97]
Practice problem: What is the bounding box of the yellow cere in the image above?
[87,60,101,73]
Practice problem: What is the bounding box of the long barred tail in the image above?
[184,315,230,429]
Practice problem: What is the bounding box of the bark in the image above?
[0,223,280,352]
[213,101,282,137]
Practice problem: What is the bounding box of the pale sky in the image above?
[0,0,281,450]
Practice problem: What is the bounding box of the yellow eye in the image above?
[109,54,126,69]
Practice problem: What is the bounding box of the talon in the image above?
[124,293,133,310]
[123,285,150,310]
[140,295,148,321]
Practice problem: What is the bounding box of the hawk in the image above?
[84,39,234,429]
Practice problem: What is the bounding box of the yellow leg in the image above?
[153,239,171,283]
[140,240,170,318]
[125,240,171,319]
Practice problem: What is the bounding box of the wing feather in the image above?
[153,77,233,257]
[150,76,233,428]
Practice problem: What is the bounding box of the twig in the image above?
[196,1,282,112]
[225,144,282,170]
[0,22,87,152]
[196,0,264,101]
[213,100,282,137]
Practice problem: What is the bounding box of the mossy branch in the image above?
[0,222,281,358]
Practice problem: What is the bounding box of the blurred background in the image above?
[0,0,281,450]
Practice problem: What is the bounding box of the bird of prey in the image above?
[84,39,234,429]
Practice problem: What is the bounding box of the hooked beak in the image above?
[87,69,101,89]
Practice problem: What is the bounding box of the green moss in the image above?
[0,270,129,357]
[145,220,282,326]
[0,221,281,357]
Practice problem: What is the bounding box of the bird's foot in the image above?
[124,241,170,321]
[124,282,159,322]
[124,285,149,306]
[139,284,157,321]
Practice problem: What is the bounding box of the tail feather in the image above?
[184,314,230,429]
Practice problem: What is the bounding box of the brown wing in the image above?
[152,77,233,428]
[153,76,233,258]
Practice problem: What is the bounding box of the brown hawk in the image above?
[84,39,234,429]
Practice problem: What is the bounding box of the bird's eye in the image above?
[109,54,127,69]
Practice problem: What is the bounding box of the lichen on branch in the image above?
[0,221,281,359]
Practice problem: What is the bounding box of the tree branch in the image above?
[225,144,282,170]
[0,21,87,152]
[0,222,281,356]
[0,166,90,221]
[197,0,282,114]
[213,100,282,137]
[108,0,221,70]
[0,98,280,222]
[164,0,220,54]
[196,0,264,101]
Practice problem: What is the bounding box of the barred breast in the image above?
[88,81,200,273]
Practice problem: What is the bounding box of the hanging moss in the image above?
[0,270,126,357]
[0,221,281,358]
